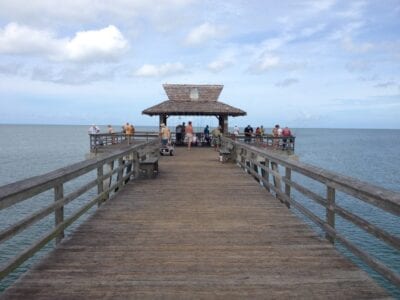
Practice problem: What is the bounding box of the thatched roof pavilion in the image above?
[142,84,246,133]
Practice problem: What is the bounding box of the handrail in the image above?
[221,136,400,288]
[0,139,159,280]
[89,131,159,151]
[89,131,295,152]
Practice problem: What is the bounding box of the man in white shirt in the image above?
[88,124,100,134]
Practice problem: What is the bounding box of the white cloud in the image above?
[342,36,373,53]
[184,22,225,46]
[260,37,290,52]
[207,50,236,73]
[62,25,128,62]
[0,23,128,63]
[305,0,337,12]
[134,62,186,77]
[0,0,195,27]
[300,23,326,38]
[249,53,281,73]
[208,59,233,73]
[336,1,366,19]
[0,22,61,55]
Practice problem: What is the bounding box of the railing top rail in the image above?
[0,140,157,210]
[226,137,400,215]
[89,131,158,136]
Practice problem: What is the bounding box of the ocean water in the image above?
[0,125,399,296]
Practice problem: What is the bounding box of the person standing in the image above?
[181,122,186,145]
[186,121,194,150]
[255,127,261,143]
[272,124,280,148]
[211,126,222,151]
[88,124,100,147]
[160,123,171,146]
[233,125,240,140]
[124,122,133,144]
[244,125,253,143]
[282,126,292,150]
[260,126,265,142]
[175,124,182,145]
[107,125,114,134]
[204,125,210,146]
[130,124,135,139]
[107,125,116,144]
[88,124,100,134]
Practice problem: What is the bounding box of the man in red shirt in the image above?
[282,127,292,150]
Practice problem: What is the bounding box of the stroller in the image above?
[160,140,175,156]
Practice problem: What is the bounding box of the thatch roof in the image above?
[142,84,246,117]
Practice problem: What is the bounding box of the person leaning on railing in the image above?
[124,122,135,145]
[282,126,293,150]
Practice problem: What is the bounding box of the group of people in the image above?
[160,122,223,151]
[272,124,293,150]
[88,123,136,145]
[89,122,293,150]
[236,124,293,149]
[162,121,195,150]
[242,125,266,143]
[122,122,135,144]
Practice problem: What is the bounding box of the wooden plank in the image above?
[1,147,389,299]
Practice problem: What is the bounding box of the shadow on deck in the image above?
[1,147,387,299]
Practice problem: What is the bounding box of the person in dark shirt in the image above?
[244,125,253,143]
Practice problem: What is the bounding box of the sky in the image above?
[0,0,399,129]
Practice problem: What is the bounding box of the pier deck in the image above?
[2,148,387,299]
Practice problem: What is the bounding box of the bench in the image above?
[219,143,234,163]
[139,157,159,179]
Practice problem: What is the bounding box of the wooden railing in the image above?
[221,136,400,288]
[89,131,295,153]
[233,134,295,151]
[0,140,159,280]
[89,131,159,152]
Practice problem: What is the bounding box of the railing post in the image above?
[104,161,114,199]
[117,157,124,190]
[97,165,104,207]
[270,161,283,202]
[54,183,64,244]
[285,167,291,208]
[263,158,271,192]
[133,151,140,179]
[326,185,336,244]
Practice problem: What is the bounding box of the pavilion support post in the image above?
[159,114,167,127]
[218,115,228,134]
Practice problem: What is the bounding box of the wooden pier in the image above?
[1,147,391,299]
